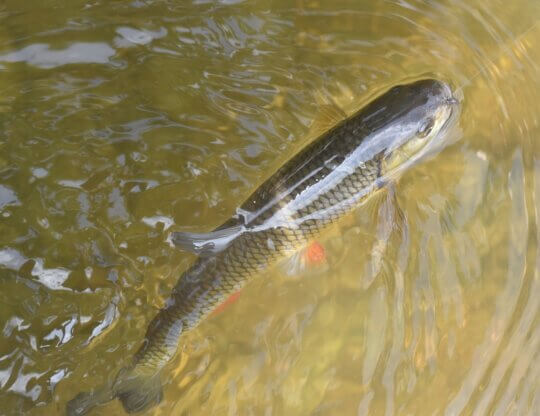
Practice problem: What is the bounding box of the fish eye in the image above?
[417,118,435,138]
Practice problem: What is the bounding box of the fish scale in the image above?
[132,128,380,374]
[66,78,458,416]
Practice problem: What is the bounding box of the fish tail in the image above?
[66,385,114,416]
[66,367,162,415]
[114,367,163,414]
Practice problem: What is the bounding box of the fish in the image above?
[66,78,459,415]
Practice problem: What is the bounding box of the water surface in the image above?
[0,0,539,415]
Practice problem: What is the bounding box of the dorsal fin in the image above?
[307,99,348,138]
[169,225,244,256]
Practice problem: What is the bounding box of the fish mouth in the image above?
[441,91,461,129]
[428,92,461,156]
[446,93,461,121]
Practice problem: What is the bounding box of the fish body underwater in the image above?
[66,79,459,415]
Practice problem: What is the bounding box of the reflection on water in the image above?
[0,43,117,69]
[0,0,539,415]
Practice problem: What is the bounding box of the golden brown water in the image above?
[1,1,539,415]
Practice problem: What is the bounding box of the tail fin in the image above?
[114,368,163,414]
[66,386,114,416]
[66,368,162,415]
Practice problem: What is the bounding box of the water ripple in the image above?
[0,43,116,68]
[0,0,539,414]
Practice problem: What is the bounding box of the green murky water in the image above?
[1,0,539,415]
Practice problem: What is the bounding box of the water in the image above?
[0,0,539,415]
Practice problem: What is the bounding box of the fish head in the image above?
[375,79,460,174]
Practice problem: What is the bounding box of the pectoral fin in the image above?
[277,241,329,278]
[169,225,244,256]
[363,182,404,289]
